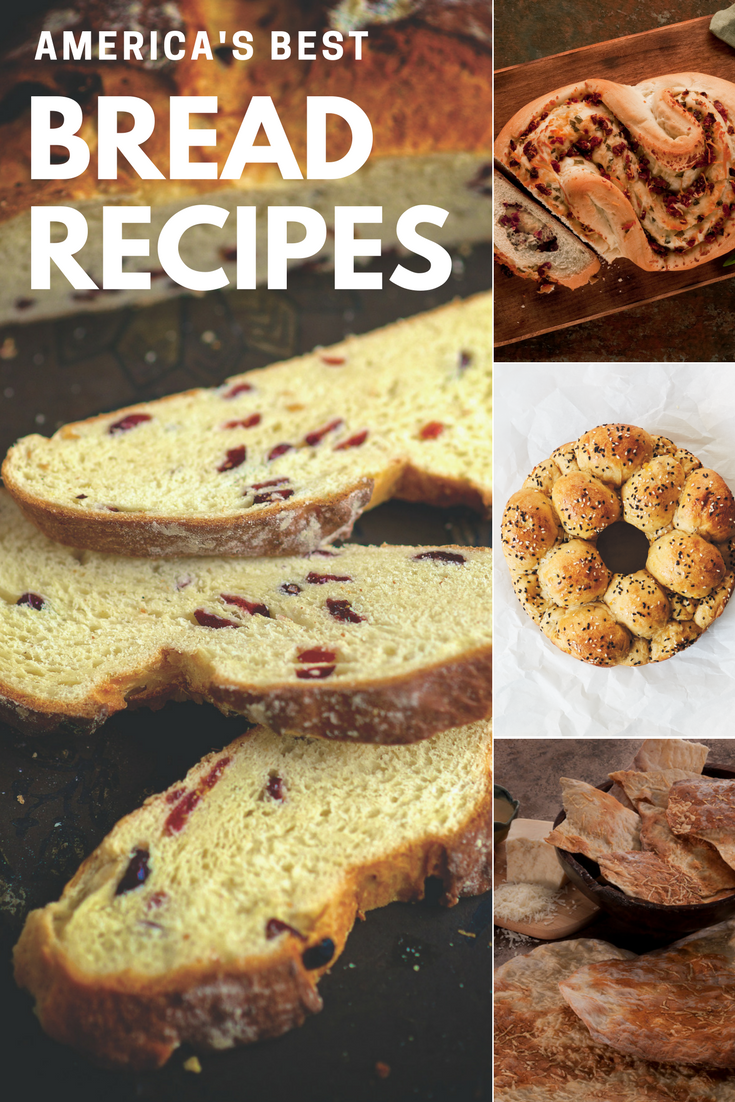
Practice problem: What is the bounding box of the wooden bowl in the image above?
[552,765,735,936]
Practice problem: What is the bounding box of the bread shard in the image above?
[2,295,492,557]
[0,3,492,325]
[0,492,491,740]
[495,73,735,272]
[494,937,735,1101]
[13,720,492,1070]
[559,920,735,1069]
[545,778,641,860]
[667,778,735,870]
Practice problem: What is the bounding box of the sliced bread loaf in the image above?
[3,294,492,556]
[13,719,492,1069]
[494,169,601,290]
[0,491,491,739]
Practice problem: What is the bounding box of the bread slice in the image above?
[0,6,491,326]
[493,169,601,290]
[13,719,492,1070]
[2,294,492,556]
[0,491,491,739]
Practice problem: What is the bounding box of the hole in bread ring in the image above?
[597,522,650,575]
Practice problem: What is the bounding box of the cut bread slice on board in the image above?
[13,719,492,1070]
[2,294,491,557]
[494,168,601,290]
[0,491,491,740]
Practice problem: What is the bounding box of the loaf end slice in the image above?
[14,720,492,1069]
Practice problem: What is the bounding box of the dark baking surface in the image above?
[494,0,735,360]
[493,737,735,967]
[0,259,492,1101]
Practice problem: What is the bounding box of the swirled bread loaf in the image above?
[13,718,492,1070]
[3,294,491,556]
[0,491,491,740]
[495,73,735,272]
[501,423,735,667]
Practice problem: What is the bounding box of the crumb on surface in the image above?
[375,1061,391,1079]
[183,1055,202,1073]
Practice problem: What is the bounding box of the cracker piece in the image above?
[545,778,641,860]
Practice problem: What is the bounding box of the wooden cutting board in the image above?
[494,842,600,940]
[494,16,735,348]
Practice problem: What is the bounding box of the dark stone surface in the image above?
[495,0,735,360]
[493,737,735,967]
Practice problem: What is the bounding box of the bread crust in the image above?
[501,423,735,667]
[0,641,492,743]
[495,73,735,272]
[5,476,375,557]
[13,737,492,1070]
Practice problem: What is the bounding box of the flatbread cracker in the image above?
[546,778,641,861]
[598,849,710,905]
[610,768,702,809]
[639,800,735,896]
[632,739,709,775]
[559,920,735,1069]
[668,779,735,870]
[495,937,735,1101]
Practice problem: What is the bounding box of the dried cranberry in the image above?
[222,382,253,399]
[75,494,87,499]
[266,918,306,940]
[165,787,185,804]
[115,848,150,895]
[16,592,45,610]
[218,446,246,471]
[268,443,294,461]
[459,350,472,372]
[305,418,344,446]
[413,551,466,564]
[420,422,445,440]
[200,756,231,791]
[297,647,336,663]
[223,414,261,429]
[280,583,302,595]
[297,665,336,679]
[251,478,289,490]
[321,355,345,365]
[326,599,365,624]
[164,791,201,835]
[267,775,285,801]
[254,489,294,504]
[306,573,352,584]
[194,609,239,629]
[221,594,270,617]
[302,938,335,969]
[108,412,152,435]
[147,891,167,910]
[334,430,368,451]
[307,549,337,558]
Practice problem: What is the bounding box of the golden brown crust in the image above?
[502,423,735,667]
[5,476,375,557]
[0,16,491,225]
[0,635,492,742]
[13,771,491,1070]
[495,74,735,273]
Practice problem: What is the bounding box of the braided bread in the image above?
[495,73,735,272]
[501,423,735,667]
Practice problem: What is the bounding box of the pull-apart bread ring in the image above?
[495,74,735,272]
[501,424,735,667]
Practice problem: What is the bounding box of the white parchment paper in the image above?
[493,363,735,738]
